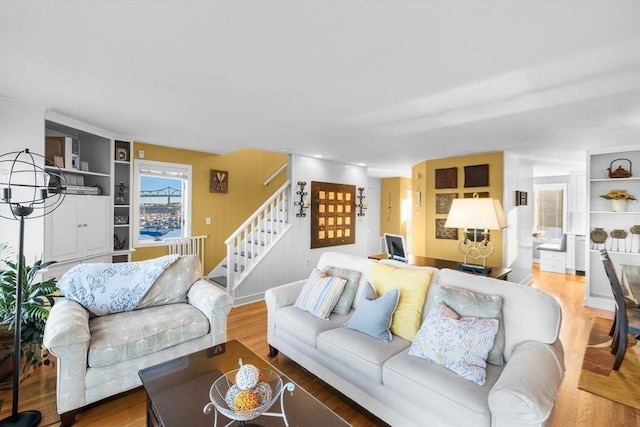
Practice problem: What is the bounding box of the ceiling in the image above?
[1,1,639,178]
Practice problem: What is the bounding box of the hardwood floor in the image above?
[1,266,639,426]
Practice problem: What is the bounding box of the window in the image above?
[533,183,567,240]
[133,159,192,246]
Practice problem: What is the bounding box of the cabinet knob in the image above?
[83,224,88,227]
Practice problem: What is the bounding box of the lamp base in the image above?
[0,411,41,427]
[458,263,492,276]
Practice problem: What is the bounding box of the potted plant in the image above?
[600,189,637,212]
[0,242,58,387]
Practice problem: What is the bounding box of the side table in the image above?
[369,253,512,281]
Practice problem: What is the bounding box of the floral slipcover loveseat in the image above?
[266,252,565,427]
[43,255,233,426]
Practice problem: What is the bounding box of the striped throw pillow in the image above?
[295,269,347,320]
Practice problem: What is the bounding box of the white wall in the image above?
[502,151,534,285]
[366,177,381,255]
[0,97,47,262]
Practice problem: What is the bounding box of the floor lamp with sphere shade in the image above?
[0,149,66,427]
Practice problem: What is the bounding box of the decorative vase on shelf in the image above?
[590,228,607,249]
[611,199,627,212]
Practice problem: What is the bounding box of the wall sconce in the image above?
[515,190,528,206]
[356,187,367,217]
[294,181,309,217]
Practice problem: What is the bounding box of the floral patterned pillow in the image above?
[409,302,499,385]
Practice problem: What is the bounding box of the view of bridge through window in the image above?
[139,175,183,241]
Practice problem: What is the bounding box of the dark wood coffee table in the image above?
[139,339,349,427]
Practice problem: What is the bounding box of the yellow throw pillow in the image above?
[369,262,432,341]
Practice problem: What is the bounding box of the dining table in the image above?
[621,264,640,306]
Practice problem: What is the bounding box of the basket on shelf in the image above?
[607,158,632,178]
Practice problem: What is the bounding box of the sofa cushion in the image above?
[137,255,202,309]
[343,284,399,342]
[436,269,561,360]
[295,268,347,319]
[88,303,208,368]
[274,305,351,348]
[323,266,361,315]
[409,303,498,385]
[428,284,505,366]
[369,262,432,341]
[318,327,411,384]
[383,349,503,426]
[316,252,374,309]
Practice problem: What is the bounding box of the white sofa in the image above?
[44,255,233,426]
[265,252,564,427]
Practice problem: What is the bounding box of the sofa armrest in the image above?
[264,279,306,312]
[43,298,92,413]
[44,298,91,349]
[187,279,233,345]
[264,280,306,348]
[489,340,565,427]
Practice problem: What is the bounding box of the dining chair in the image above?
[599,249,640,370]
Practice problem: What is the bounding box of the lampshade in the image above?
[444,198,506,230]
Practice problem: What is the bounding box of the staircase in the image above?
[208,180,291,298]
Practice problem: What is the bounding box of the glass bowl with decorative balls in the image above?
[203,359,294,426]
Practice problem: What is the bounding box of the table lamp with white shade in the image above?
[444,195,507,275]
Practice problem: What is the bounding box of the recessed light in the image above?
[313,154,323,158]
[357,163,366,167]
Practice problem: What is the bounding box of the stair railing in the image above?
[225,180,291,293]
[166,235,207,268]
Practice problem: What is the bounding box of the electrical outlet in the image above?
[206,217,211,225]
[138,150,145,159]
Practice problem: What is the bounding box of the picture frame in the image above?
[53,155,64,168]
[80,160,89,171]
[311,181,356,249]
[210,170,229,193]
[435,218,458,240]
[435,167,458,189]
[435,193,457,214]
[464,164,489,187]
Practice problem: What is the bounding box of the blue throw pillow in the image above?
[343,283,400,342]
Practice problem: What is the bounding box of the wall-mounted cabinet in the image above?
[585,146,640,310]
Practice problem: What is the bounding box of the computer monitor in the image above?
[384,233,408,262]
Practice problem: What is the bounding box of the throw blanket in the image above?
[58,255,179,316]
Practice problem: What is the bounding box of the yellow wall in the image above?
[412,152,504,266]
[131,143,287,272]
[380,177,411,238]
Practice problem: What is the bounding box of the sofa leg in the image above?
[60,410,77,426]
[268,345,279,358]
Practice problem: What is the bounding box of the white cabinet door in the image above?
[83,196,111,256]
[45,195,111,262]
[45,196,82,261]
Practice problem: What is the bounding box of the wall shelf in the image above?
[585,146,640,311]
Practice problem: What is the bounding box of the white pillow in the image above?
[409,302,498,385]
[295,269,347,320]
